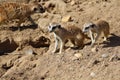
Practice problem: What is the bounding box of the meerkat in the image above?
[82,20,110,47]
[0,2,45,28]
[48,22,90,54]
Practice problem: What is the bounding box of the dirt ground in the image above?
[0,0,120,80]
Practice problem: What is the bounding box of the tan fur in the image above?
[83,20,110,47]
[0,2,44,26]
[48,22,90,54]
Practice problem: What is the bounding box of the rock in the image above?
[70,0,75,5]
[37,14,61,32]
[91,47,98,52]
[61,15,71,22]
[74,53,82,58]
[2,55,21,70]
[72,57,78,61]
[25,49,34,55]
[0,0,30,3]
[0,37,18,54]
[30,36,50,48]
[44,0,67,14]
[37,18,51,32]
[101,54,108,58]
[93,60,100,65]
[72,53,83,61]
[90,72,96,77]
[109,54,120,61]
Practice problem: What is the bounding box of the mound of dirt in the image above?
[0,0,120,80]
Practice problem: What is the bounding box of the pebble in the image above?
[91,47,98,52]
[72,53,83,60]
[70,1,75,5]
[61,15,71,22]
[74,53,83,59]
[101,54,108,58]
[90,72,96,77]
[25,49,34,55]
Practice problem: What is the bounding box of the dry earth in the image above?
[0,0,120,80]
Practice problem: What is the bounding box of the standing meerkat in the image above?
[0,2,45,28]
[48,22,90,54]
[82,20,110,47]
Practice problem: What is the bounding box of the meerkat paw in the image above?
[58,52,62,54]
[57,50,63,54]
[91,43,95,47]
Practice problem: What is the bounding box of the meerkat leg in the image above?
[53,38,59,53]
[94,32,101,46]
[75,39,84,48]
[53,34,59,53]
[59,39,65,54]
[103,30,110,41]
[90,30,95,47]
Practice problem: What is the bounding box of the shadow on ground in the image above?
[9,24,38,31]
[0,39,18,56]
[103,34,120,48]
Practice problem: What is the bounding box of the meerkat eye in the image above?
[40,6,44,10]
[57,25,61,28]
[85,27,89,30]
[52,26,56,30]
[33,7,38,11]
[91,24,95,28]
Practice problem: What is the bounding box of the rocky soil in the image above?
[0,0,120,80]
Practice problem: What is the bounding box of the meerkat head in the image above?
[30,3,45,13]
[48,23,61,33]
[82,22,96,33]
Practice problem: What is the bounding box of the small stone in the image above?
[101,54,108,58]
[70,1,75,5]
[93,60,100,65]
[61,15,71,22]
[74,53,83,59]
[109,54,120,61]
[91,47,98,52]
[72,57,78,61]
[25,49,34,55]
[90,72,96,77]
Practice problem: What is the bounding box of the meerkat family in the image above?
[48,22,90,54]
[0,2,45,27]
[0,2,110,53]
[82,20,110,47]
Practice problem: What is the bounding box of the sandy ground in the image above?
[0,0,120,80]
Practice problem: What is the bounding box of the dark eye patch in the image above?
[52,26,56,30]
[85,27,90,30]
[34,8,38,11]
[90,24,95,28]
